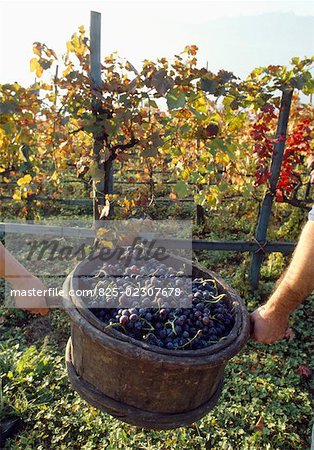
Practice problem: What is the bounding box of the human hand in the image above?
[250,304,291,344]
[10,275,49,316]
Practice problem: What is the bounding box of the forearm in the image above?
[266,220,314,317]
[1,242,49,314]
[0,242,32,284]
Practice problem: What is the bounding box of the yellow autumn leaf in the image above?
[30,57,39,73]
[63,63,73,77]
[97,227,109,237]
[98,240,114,249]
[72,33,80,48]
[13,192,22,200]
[66,40,73,52]
[50,171,58,181]
[205,193,216,206]
[181,168,190,180]
[123,198,135,211]
[17,174,32,186]
[36,65,44,78]
[193,92,207,113]
[215,151,230,165]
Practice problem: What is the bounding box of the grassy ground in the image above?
[0,204,313,449]
[1,252,313,450]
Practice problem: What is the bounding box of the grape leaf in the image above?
[174,180,190,197]
[201,78,218,94]
[152,69,174,95]
[166,89,186,110]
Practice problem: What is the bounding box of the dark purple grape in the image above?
[175,325,182,335]
[202,316,210,325]
[134,321,143,331]
[145,313,152,321]
[129,313,138,322]
[159,330,167,339]
[119,316,129,326]
[89,266,235,351]
[196,303,204,311]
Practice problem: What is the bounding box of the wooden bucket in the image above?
[63,253,249,429]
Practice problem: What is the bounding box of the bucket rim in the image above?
[63,253,250,366]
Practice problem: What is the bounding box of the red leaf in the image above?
[254,416,264,431]
[116,152,130,162]
[296,365,312,380]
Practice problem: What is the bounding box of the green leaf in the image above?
[189,106,206,120]
[218,180,229,192]
[0,101,16,114]
[150,131,164,148]
[194,192,206,205]
[148,99,158,108]
[291,57,300,67]
[166,89,186,110]
[290,74,308,90]
[152,69,174,95]
[224,145,236,160]
[303,78,314,94]
[201,78,217,94]
[180,124,191,135]
[87,162,106,182]
[141,146,159,157]
[174,180,190,197]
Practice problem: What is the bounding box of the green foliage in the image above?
[0,224,313,449]
[1,27,313,218]
[0,293,313,450]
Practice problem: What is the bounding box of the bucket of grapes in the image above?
[63,245,249,429]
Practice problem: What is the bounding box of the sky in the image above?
[0,0,313,86]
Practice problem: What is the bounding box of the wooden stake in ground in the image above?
[90,11,114,225]
[249,89,293,288]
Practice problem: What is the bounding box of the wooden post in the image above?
[90,11,114,226]
[249,89,294,288]
[196,205,205,225]
[90,12,105,225]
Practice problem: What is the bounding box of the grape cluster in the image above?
[86,249,235,351]
[83,247,192,309]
